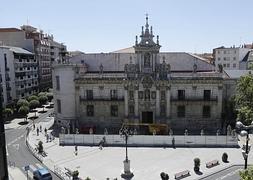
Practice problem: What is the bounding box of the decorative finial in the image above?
[135,35,138,45]
[145,13,149,30]
[151,26,153,35]
[142,26,144,35]
[157,35,159,45]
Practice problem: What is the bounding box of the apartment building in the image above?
[0,46,38,107]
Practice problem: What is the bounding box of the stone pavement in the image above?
[27,118,250,180]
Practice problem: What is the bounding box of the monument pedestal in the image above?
[121,160,134,179]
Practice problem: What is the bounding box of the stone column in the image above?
[217,85,223,119]
[166,87,171,117]
[156,89,160,117]
[124,89,128,117]
[134,90,138,117]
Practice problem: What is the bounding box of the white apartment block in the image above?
[213,46,250,70]
[0,46,38,107]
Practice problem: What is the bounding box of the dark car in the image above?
[33,168,52,180]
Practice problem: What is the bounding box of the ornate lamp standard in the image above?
[119,127,134,179]
[236,121,253,169]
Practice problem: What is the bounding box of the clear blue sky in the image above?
[0,0,252,53]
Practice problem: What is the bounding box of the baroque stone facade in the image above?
[53,17,227,134]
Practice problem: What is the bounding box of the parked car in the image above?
[33,168,52,180]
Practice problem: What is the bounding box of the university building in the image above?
[53,17,231,134]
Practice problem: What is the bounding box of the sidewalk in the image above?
[27,119,247,180]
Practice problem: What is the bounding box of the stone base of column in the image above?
[121,160,134,179]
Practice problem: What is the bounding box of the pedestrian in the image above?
[40,125,42,132]
[172,137,175,149]
[37,127,39,136]
[46,134,49,143]
[33,124,35,130]
[44,128,47,135]
[75,145,78,155]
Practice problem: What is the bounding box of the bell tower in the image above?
[134,15,161,74]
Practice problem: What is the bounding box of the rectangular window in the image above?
[177,105,185,118]
[151,91,156,99]
[217,57,220,61]
[111,105,118,117]
[57,99,61,113]
[86,90,93,100]
[110,89,117,100]
[178,90,185,100]
[227,64,230,68]
[204,90,211,100]
[161,91,166,100]
[223,64,226,67]
[233,57,236,61]
[233,63,236,68]
[87,105,94,116]
[223,57,226,61]
[203,106,211,118]
[129,105,134,115]
[129,91,134,100]
[56,76,60,90]
[138,91,143,99]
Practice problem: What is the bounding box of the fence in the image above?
[59,134,239,148]
[54,165,72,180]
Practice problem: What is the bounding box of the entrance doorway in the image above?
[142,111,153,124]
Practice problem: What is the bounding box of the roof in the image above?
[36,168,50,176]
[241,51,250,62]
[111,47,135,53]
[0,46,33,55]
[225,70,252,78]
[0,28,21,32]
[69,52,215,72]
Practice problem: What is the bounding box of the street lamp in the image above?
[236,121,253,169]
[119,127,134,179]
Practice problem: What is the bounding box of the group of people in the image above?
[35,124,54,142]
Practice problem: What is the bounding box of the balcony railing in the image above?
[171,96,218,102]
[80,96,124,101]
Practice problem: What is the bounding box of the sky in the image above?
[0,0,253,53]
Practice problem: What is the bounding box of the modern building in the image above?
[213,46,251,70]
[53,17,229,134]
[0,25,67,91]
[0,46,38,107]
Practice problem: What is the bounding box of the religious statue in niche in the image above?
[99,64,103,74]
[144,53,151,67]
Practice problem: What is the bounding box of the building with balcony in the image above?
[53,17,230,134]
[0,25,67,91]
[0,46,38,106]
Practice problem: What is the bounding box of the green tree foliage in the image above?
[240,167,253,180]
[38,92,47,97]
[39,95,48,105]
[3,108,13,118]
[235,73,253,125]
[17,99,29,107]
[46,92,53,102]
[29,100,40,110]
[18,105,29,121]
[27,95,39,102]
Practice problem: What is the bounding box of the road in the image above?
[5,109,61,180]
[199,165,244,180]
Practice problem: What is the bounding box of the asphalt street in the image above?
[5,109,60,180]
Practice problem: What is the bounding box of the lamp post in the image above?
[236,121,253,169]
[119,127,134,179]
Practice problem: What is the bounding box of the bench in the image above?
[174,170,190,179]
[64,167,72,177]
[206,160,219,168]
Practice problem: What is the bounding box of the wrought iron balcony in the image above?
[80,96,124,101]
[171,96,218,102]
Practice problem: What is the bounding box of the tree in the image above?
[39,95,48,105]
[194,158,200,172]
[240,167,253,180]
[27,95,39,102]
[3,108,13,121]
[17,99,29,108]
[46,92,53,102]
[235,73,253,125]
[29,100,40,117]
[38,92,47,97]
[18,105,29,121]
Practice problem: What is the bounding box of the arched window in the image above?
[144,53,151,67]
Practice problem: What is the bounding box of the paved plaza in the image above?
[25,117,251,180]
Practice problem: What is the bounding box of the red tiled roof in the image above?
[0,28,21,32]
